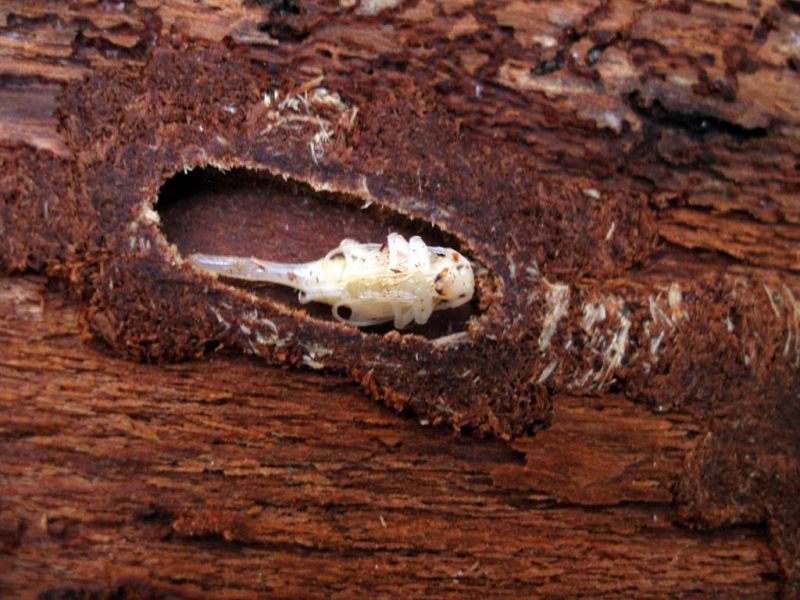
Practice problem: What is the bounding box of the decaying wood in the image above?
[1,0,798,596]
[0,276,781,597]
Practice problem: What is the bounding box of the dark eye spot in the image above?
[459,293,467,298]
[336,305,353,320]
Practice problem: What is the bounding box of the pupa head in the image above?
[433,250,474,309]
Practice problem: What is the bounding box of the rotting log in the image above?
[0,275,782,597]
[1,0,799,597]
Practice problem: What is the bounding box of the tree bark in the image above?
[0,275,781,597]
[1,0,798,597]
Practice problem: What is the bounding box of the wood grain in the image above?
[0,276,780,597]
[1,0,798,595]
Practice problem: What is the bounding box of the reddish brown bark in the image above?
[1,0,798,596]
[0,276,781,597]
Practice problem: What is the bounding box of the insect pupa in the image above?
[189,233,475,329]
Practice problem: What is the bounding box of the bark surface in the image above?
[0,0,798,596]
[0,275,782,597]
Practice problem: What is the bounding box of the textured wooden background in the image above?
[1,0,798,597]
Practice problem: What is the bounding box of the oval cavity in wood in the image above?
[157,166,479,338]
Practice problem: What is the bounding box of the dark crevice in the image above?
[4,12,60,29]
[586,44,607,67]
[268,0,301,15]
[39,581,201,600]
[256,21,310,43]
[627,91,768,141]
[69,10,161,65]
[530,50,565,76]
[134,508,174,524]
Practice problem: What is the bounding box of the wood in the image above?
[1,0,798,596]
[0,276,780,597]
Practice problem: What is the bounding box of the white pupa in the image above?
[189,233,475,329]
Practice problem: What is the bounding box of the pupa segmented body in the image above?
[189,233,475,329]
